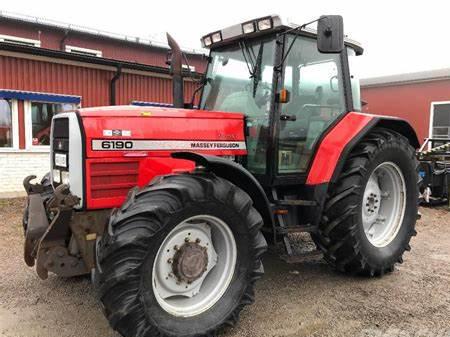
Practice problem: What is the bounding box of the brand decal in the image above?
[92,140,246,151]
[190,142,240,149]
[103,129,131,137]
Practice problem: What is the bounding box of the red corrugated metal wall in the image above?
[116,72,197,105]
[0,54,198,107]
[361,79,450,145]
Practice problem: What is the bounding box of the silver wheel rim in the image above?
[152,215,237,317]
[362,162,406,247]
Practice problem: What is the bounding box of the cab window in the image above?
[201,38,276,174]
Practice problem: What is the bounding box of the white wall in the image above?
[0,152,50,197]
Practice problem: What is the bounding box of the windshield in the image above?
[200,38,275,113]
[200,38,276,174]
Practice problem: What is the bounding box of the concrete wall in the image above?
[0,152,49,197]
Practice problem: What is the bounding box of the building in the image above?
[0,12,207,196]
[361,69,450,146]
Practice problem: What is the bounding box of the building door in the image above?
[430,102,450,146]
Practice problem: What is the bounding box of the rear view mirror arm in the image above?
[274,17,326,72]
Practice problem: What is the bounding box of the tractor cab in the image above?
[199,15,363,185]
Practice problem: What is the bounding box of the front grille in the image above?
[52,118,70,186]
[89,160,139,200]
[53,118,69,139]
[52,118,69,169]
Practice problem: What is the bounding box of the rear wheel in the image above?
[95,172,267,337]
[313,128,419,276]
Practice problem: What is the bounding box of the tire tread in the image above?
[95,172,267,337]
[314,128,419,276]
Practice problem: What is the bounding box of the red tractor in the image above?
[23,15,419,337]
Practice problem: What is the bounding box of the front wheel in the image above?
[313,128,419,276]
[95,172,267,337]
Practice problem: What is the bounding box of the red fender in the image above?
[306,112,374,185]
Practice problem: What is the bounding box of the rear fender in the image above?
[307,112,419,186]
[171,152,274,228]
[330,115,419,184]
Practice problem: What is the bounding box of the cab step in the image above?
[280,250,323,264]
[275,225,318,234]
[273,199,317,207]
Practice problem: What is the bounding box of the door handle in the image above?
[280,114,297,122]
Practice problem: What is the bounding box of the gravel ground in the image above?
[0,198,449,337]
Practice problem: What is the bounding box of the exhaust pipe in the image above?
[166,33,184,108]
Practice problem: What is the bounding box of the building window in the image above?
[430,102,450,141]
[0,34,41,47]
[26,101,78,148]
[182,64,196,72]
[0,99,18,149]
[65,45,102,57]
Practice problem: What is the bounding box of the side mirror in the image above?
[317,15,344,53]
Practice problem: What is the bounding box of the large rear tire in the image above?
[95,172,267,337]
[313,128,419,276]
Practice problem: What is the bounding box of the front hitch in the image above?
[23,183,83,279]
[23,175,46,195]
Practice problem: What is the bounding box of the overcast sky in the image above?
[2,0,449,78]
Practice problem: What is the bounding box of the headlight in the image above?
[257,18,273,31]
[54,153,67,168]
[242,21,256,34]
[211,31,222,43]
[203,36,212,47]
[53,169,61,183]
[61,171,70,185]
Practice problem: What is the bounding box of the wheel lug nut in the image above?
[174,245,179,251]
[195,238,201,243]
[167,258,173,264]
[185,237,190,242]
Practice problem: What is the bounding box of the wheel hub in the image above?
[362,162,406,247]
[152,215,237,317]
[172,242,208,283]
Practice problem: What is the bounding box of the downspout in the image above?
[110,65,122,106]
[166,33,184,108]
[60,29,69,51]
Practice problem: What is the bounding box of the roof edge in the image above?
[361,68,450,88]
[0,42,203,79]
[0,10,207,56]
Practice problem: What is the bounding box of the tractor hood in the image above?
[78,105,247,159]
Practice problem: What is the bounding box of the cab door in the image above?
[277,35,346,175]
